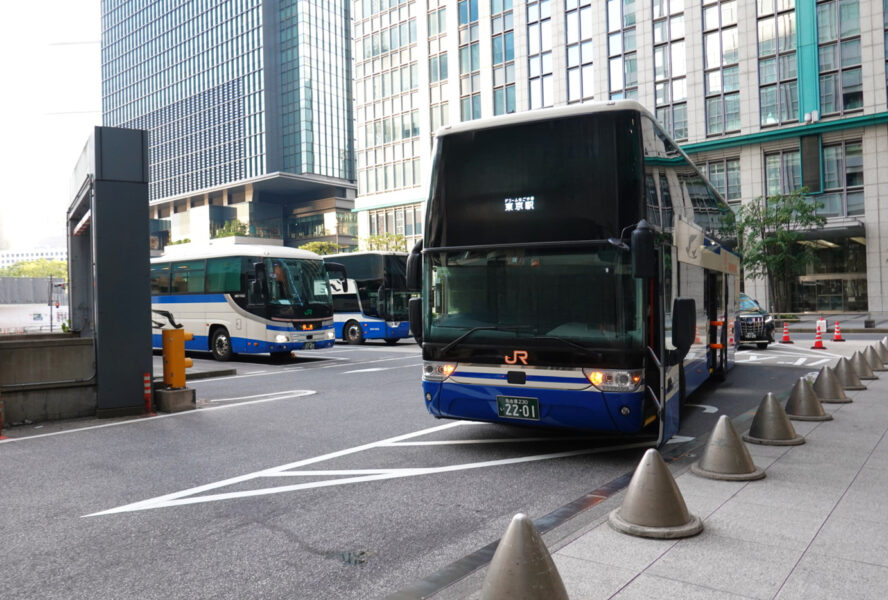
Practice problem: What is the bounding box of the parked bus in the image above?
[324,251,412,344]
[150,242,339,360]
[406,101,739,446]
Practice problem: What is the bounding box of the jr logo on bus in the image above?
[505,350,528,365]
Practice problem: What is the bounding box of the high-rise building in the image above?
[353,0,888,312]
[101,0,359,251]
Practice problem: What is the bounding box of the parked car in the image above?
[737,292,774,350]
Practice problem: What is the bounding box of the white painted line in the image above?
[665,435,695,445]
[807,358,832,367]
[343,363,422,374]
[0,391,316,445]
[793,357,807,366]
[686,404,718,413]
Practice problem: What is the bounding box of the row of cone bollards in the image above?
[479,336,888,599]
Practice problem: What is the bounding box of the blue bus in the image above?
[406,101,739,446]
[324,251,412,344]
[150,242,338,360]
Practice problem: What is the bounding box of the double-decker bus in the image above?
[406,101,739,446]
[324,251,412,344]
[150,242,339,360]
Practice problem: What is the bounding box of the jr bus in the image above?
[324,251,412,344]
[406,101,739,446]
[150,242,339,360]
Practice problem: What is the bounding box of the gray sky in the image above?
[0,0,101,251]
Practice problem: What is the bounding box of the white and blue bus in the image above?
[406,101,739,446]
[150,242,338,360]
[324,251,412,344]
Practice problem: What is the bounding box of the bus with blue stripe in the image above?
[324,251,412,345]
[150,242,338,360]
[406,101,739,446]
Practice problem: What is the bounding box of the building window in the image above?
[704,158,741,206]
[428,3,449,141]
[653,0,687,140]
[758,0,797,126]
[764,148,801,196]
[607,0,637,100]
[818,0,862,115]
[528,0,553,109]
[703,1,740,136]
[565,0,594,103]
[492,0,516,115]
[820,141,863,216]
[459,0,482,120]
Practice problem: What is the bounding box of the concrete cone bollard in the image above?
[480,513,569,600]
[877,340,888,364]
[813,366,852,403]
[608,449,703,539]
[834,356,866,391]
[691,415,765,480]
[785,378,833,421]
[742,392,805,446]
[863,346,887,372]
[850,351,877,381]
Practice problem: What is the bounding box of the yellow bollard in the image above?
[162,328,194,389]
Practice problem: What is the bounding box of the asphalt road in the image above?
[2,336,882,599]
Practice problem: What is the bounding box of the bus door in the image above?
[705,271,727,377]
[655,245,682,443]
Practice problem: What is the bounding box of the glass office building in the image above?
[101,0,358,251]
[353,0,888,312]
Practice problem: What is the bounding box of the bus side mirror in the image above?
[324,262,348,292]
[631,219,657,279]
[671,297,696,360]
[408,297,423,345]
[406,240,422,292]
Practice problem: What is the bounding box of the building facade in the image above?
[0,248,68,270]
[352,0,888,312]
[101,0,359,251]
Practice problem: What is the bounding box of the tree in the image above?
[299,241,343,255]
[364,233,407,251]
[213,220,248,238]
[736,188,826,313]
[0,259,68,279]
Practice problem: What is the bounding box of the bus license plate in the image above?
[303,342,315,349]
[496,395,540,421]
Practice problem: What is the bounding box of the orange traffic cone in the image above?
[832,321,845,342]
[811,329,827,350]
[694,325,701,344]
[779,322,793,344]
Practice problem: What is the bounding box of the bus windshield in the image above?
[266,257,333,319]
[426,247,643,352]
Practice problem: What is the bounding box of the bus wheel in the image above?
[344,321,364,344]
[383,338,399,345]
[211,327,234,361]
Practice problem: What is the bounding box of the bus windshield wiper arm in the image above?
[440,325,530,354]
[534,335,602,357]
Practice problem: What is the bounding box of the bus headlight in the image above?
[423,361,456,381]
[275,334,288,343]
[583,369,643,392]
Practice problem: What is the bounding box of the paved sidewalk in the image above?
[445,340,888,600]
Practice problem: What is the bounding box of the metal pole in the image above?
[49,275,54,333]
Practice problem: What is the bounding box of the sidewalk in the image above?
[779,312,888,334]
[454,340,888,600]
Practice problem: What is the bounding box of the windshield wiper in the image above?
[534,335,604,359]
[440,325,530,354]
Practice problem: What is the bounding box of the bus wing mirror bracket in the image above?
[408,297,423,345]
[406,240,422,292]
[671,297,696,360]
[631,219,657,279]
[324,262,348,292]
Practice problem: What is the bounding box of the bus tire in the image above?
[211,327,234,361]
[344,321,364,344]
[383,338,399,345]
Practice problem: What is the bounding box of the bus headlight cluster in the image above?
[275,334,288,343]
[423,361,456,381]
[583,369,643,392]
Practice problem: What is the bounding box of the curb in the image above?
[152,369,237,385]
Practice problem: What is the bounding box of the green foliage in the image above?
[0,259,68,279]
[213,220,248,238]
[298,242,344,255]
[364,233,407,252]
[169,238,191,245]
[736,188,827,313]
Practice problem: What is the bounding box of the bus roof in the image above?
[152,243,321,262]
[432,100,653,139]
[324,251,407,260]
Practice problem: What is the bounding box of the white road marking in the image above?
[665,435,695,445]
[344,363,422,374]
[0,391,316,444]
[686,404,718,413]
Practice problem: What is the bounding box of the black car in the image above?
[737,293,774,350]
